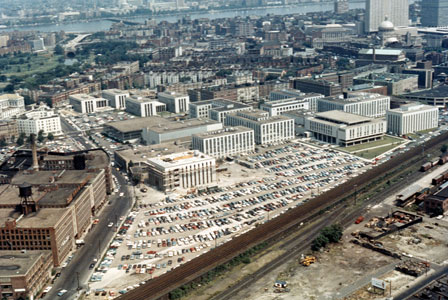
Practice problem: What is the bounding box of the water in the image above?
[2,1,365,33]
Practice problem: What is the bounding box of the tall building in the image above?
[334,0,349,14]
[386,103,439,135]
[17,106,62,136]
[365,0,409,33]
[317,93,390,118]
[421,0,448,27]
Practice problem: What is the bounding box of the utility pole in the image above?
[98,238,101,256]
[76,272,81,291]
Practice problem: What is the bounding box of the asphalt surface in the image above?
[43,122,133,300]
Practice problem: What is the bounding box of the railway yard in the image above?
[87,142,372,295]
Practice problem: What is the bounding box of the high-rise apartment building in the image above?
[365,0,409,33]
[421,0,448,27]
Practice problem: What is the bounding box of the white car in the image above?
[57,289,67,296]
[119,193,124,197]
[108,222,114,228]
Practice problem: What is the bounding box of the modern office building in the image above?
[142,118,223,145]
[0,251,53,300]
[102,89,129,110]
[304,111,387,146]
[17,106,62,136]
[157,92,190,114]
[334,0,349,14]
[147,151,216,192]
[189,99,252,122]
[225,110,294,145]
[125,96,166,117]
[386,103,439,135]
[421,0,448,27]
[69,94,109,114]
[0,94,25,119]
[192,126,255,158]
[291,78,343,97]
[365,0,409,32]
[260,98,309,116]
[317,93,390,118]
[269,89,305,101]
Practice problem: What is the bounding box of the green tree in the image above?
[321,224,343,243]
[47,133,54,141]
[37,130,45,143]
[54,44,64,55]
[265,74,280,81]
[3,84,14,92]
[16,133,26,146]
[311,234,329,251]
[0,138,7,147]
[441,144,448,154]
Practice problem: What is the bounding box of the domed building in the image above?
[379,18,395,32]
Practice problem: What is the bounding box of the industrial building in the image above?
[317,93,390,118]
[125,95,166,117]
[189,99,252,122]
[103,117,160,143]
[386,103,439,135]
[304,111,387,146]
[192,126,255,158]
[102,89,129,110]
[225,110,294,145]
[404,85,448,107]
[147,151,216,192]
[354,73,419,95]
[69,94,109,114]
[425,185,448,214]
[157,92,190,114]
[291,78,342,97]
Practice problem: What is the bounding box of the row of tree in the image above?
[311,224,343,251]
[15,130,54,146]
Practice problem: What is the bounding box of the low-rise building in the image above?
[69,94,109,114]
[157,92,190,114]
[0,251,53,300]
[304,111,387,146]
[354,72,419,95]
[404,85,448,107]
[425,185,448,214]
[291,78,343,97]
[17,106,62,136]
[192,126,255,158]
[142,118,223,145]
[386,103,438,135]
[103,117,155,143]
[125,95,166,117]
[102,89,129,110]
[0,120,18,143]
[0,94,25,119]
[189,99,252,122]
[317,92,390,118]
[147,151,216,192]
[225,110,294,145]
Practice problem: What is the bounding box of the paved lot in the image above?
[87,142,372,295]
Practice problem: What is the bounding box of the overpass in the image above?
[64,33,92,51]
[105,18,143,26]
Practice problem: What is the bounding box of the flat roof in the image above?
[0,251,51,277]
[405,85,448,99]
[359,49,403,55]
[389,103,437,113]
[105,117,169,133]
[192,126,253,138]
[358,72,417,82]
[0,185,47,206]
[315,110,372,125]
[149,118,221,134]
[0,207,70,228]
[115,139,191,163]
[319,93,387,105]
[11,170,92,186]
[148,151,214,170]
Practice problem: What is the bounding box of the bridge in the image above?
[105,18,143,26]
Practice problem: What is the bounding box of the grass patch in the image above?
[2,52,62,77]
[342,136,404,153]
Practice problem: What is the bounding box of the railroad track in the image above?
[117,132,448,300]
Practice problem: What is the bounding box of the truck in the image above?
[355,216,364,224]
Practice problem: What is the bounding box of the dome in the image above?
[379,19,394,31]
[385,37,399,44]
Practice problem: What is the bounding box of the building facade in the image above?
[69,94,109,114]
[0,94,25,119]
[225,110,294,145]
[17,106,62,136]
[386,103,439,135]
[305,111,387,146]
[125,96,166,117]
[102,89,129,110]
[157,92,190,114]
[189,99,252,122]
[192,127,255,158]
[317,93,390,118]
[147,151,216,191]
[365,0,409,32]
[421,0,448,27]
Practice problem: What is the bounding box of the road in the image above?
[43,132,133,299]
[396,265,448,300]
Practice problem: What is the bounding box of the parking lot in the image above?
[87,142,372,295]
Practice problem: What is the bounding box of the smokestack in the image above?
[30,134,39,171]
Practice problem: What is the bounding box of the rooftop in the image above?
[0,207,70,228]
[405,85,448,99]
[314,110,373,125]
[192,126,253,138]
[358,49,404,55]
[357,72,418,82]
[320,92,388,104]
[389,103,437,113]
[148,118,221,134]
[0,251,52,277]
[148,151,214,170]
[105,117,168,133]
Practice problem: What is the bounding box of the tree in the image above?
[265,74,280,81]
[0,138,7,147]
[3,84,14,93]
[16,133,26,146]
[311,234,329,251]
[54,44,64,55]
[47,133,54,141]
[321,224,343,243]
[37,130,45,143]
[441,144,448,154]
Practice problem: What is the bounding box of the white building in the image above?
[305,111,387,147]
[102,89,129,110]
[225,109,294,145]
[189,99,252,122]
[147,151,216,192]
[227,72,253,85]
[0,94,25,119]
[317,93,390,118]
[157,92,189,114]
[192,126,255,158]
[69,94,109,114]
[17,106,62,136]
[387,103,439,135]
[260,98,309,116]
[269,89,306,101]
[365,0,409,33]
[126,96,166,117]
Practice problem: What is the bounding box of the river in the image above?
[3,1,365,33]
